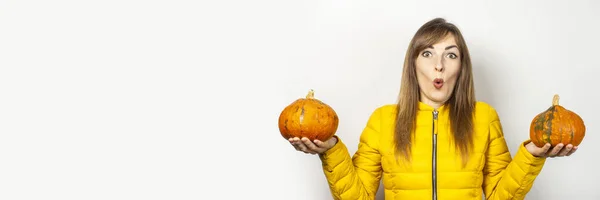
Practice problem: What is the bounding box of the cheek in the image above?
[446,61,461,79]
[415,59,434,78]
[415,59,427,73]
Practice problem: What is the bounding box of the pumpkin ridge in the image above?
[299,103,304,136]
[547,106,556,144]
[536,113,545,145]
[300,105,305,124]
[557,107,563,145]
[570,129,574,144]
[537,112,546,145]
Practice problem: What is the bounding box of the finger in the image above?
[297,142,308,152]
[566,146,578,156]
[314,140,328,148]
[290,140,302,151]
[538,143,552,155]
[293,138,308,152]
[547,143,564,157]
[301,137,323,153]
[557,144,573,156]
[295,138,317,154]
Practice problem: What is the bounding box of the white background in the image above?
[1,0,599,199]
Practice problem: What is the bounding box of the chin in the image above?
[429,91,452,103]
[432,97,450,103]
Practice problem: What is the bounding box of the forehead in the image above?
[431,33,457,48]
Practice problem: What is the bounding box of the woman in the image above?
[289,18,578,200]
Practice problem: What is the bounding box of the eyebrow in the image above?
[426,45,458,50]
[445,45,458,50]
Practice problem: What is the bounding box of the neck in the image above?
[420,97,445,109]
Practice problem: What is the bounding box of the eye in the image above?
[447,53,458,59]
[421,51,432,57]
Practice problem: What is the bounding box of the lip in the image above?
[433,78,444,89]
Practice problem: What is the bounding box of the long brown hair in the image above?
[394,18,476,164]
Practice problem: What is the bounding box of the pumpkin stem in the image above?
[306,89,315,99]
[553,94,560,106]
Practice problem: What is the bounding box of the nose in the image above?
[435,58,444,72]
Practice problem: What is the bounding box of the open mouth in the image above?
[433,78,444,89]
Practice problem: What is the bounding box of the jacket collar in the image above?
[418,101,449,113]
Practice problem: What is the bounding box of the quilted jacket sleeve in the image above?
[483,107,547,200]
[318,107,383,200]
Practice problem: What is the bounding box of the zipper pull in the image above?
[433,110,438,120]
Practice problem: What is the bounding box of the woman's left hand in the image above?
[525,142,578,158]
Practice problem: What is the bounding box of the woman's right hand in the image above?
[289,136,338,155]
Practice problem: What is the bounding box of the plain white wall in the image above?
[1,0,598,199]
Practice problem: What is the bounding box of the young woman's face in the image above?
[415,33,461,108]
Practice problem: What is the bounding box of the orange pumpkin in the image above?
[278,89,339,142]
[529,94,586,147]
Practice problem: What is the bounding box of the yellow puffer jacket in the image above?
[319,102,546,200]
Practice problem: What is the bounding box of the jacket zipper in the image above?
[432,110,438,200]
